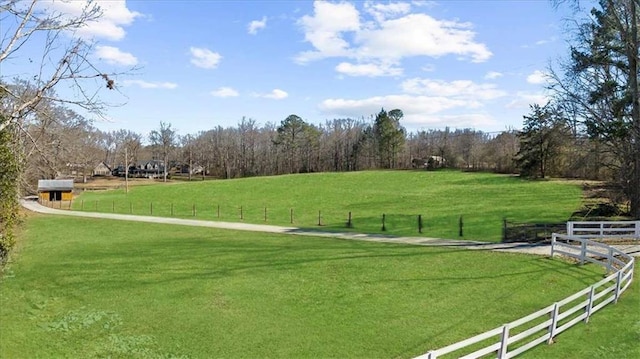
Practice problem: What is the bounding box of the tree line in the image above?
[13,95,624,195]
[11,99,523,188]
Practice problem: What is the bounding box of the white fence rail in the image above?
[566,220,640,239]
[414,234,635,359]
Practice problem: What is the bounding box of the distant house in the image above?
[38,179,73,202]
[179,163,204,175]
[92,162,112,176]
[427,156,446,169]
[411,158,428,168]
[114,160,165,178]
[141,160,164,172]
[110,160,166,178]
[412,156,446,170]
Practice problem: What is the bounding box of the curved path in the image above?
[20,199,640,257]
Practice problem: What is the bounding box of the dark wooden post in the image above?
[381,214,386,231]
[150,202,153,215]
[418,214,423,234]
[264,207,267,221]
[217,204,220,218]
[318,210,322,226]
[240,206,243,220]
[347,211,352,228]
[503,218,508,242]
[290,208,294,224]
[459,216,464,237]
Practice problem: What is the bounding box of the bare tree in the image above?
[0,0,127,260]
[1,0,119,133]
[149,122,177,182]
[62,116,102,183]
[180,134,197,180]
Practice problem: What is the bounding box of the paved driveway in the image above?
[20,199,640,257]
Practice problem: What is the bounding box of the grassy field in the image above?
[70,171,583,242]
[0,215,617,358]
[526,266,640,359]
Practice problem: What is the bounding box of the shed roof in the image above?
[38,179,74,192]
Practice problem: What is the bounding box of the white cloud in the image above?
[123,80,177,89]
[41,0,142,41]
[211,87,239,98]
[484,71,503,80]
[404,113,498,128]
[401,78,507,101]
[295,1,361,63]
[318,94,497,128]
[526,70,549,85]
[506,91,550,109]
[335,61,402,77]
[521,36,558,49]
[318,76,508,128]
[356,14,491,62]
[255,89,288,100]
[320,95,464,114]
[95,45,138,66]
[189,47,222,69]
[248,16,267,35]
[296,1,491,69]
[364,1,411,22]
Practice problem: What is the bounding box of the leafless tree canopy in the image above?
[1,0,121,133]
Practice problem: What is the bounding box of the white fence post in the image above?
[547,303,559,344]
[412,227,635,359]
[498,324,510,358]
[566,222,573,236]
[585,286,595,323]
[614,270,623,303]
[635,221,640,238]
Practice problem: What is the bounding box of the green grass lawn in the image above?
[524,265,640,359]
[70,171,583,242]
[0,215,616,359]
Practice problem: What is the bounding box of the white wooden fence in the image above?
[566,220,640,239]
[414,234,635,359]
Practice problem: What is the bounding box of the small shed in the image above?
[38,179,74,202]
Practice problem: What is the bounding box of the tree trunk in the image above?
[164,154,168,182]
[188,149,192,181]
[629,0,640,218]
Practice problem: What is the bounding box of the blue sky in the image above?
[4,0,588,136]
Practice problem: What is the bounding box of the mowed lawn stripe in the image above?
[0,215,604,358]
[72,171,583,241]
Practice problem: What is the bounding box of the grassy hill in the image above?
[72,170,583,242]
[1,215,618,359]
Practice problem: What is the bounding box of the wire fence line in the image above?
[51,198,473,237]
